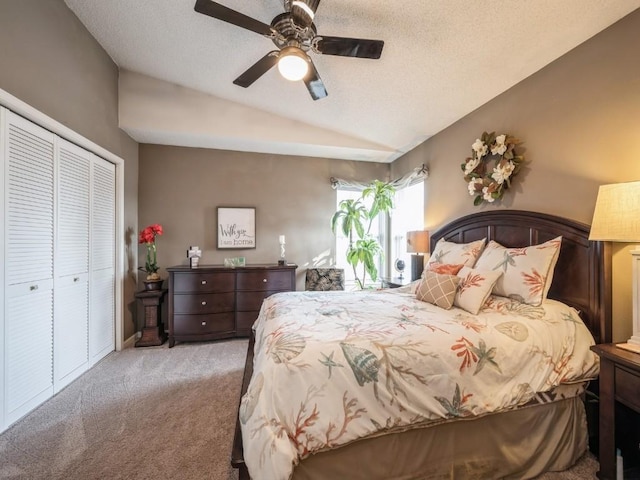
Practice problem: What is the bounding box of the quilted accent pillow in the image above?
[415,271,461,310]
[473,236,562,306]
[454,266,503,315]
[427,238,486,270]
[428,262,465,276]
[305,268,345,291]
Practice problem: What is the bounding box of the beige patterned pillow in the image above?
[473,236,562,306]
[454,266,503,314]
[426,238,487,270]
[416,271,461,310]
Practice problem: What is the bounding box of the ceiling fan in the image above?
[194,0,384,100]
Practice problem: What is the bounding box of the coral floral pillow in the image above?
[415,271,461,310]
[428,262,464,276]
[427,238,486,269]
[473,236,562,306]
[454,267,503,315]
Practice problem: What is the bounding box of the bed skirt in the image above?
[291,394,588,480]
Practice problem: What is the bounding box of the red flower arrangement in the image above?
[139,224,163,280]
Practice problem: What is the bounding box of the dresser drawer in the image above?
[173,313,235,335]
[173,272,234,293]
[237,270,292,291]
[237,290,283,312]
[173,292,234,314]
[615,365,640,412]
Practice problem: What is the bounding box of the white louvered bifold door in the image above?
[89,156,115,365]
[3,111,55,425]
[54,139,90,392]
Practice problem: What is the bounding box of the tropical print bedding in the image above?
[240,289,599,480]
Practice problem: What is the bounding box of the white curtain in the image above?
[330,164,428,191]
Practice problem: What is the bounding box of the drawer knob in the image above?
[73,277,80,282]
[201,280,207,285]
[30,284,39,291]
[201,301,207,305]
[263,278,267,283]
[201,321,207,326]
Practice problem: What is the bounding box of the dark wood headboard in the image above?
[430,210,612,344]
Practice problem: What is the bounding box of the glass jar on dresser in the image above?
[166,264,297,347]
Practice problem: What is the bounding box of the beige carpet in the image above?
[0,339,598,479]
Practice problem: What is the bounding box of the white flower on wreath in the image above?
[471,139,488,157]
[482,186,497,203]
[490,134,507,155]
[492,161,515,185]
[464,157,480,176]
[468,177,483,196]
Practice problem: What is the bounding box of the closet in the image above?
[1,108,116,432]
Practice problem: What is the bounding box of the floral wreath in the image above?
[461,131,524,206]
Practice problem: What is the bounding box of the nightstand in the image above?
[590,343,640,480]
[380,276,412,288]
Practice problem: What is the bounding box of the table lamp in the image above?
[407,230,430,282]
[589,180,640,353]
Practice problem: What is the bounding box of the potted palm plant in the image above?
[331,180,395,289]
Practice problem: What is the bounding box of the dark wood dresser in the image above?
[167,264,297,346]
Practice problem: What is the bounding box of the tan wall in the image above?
[138,145,389,291]
[0,0,140,341]
[392,9,640,342]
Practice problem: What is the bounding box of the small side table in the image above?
[590,343,640,480]
[135,288,168,347]
[380,276,412,289]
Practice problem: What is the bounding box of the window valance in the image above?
[330,164,428,191]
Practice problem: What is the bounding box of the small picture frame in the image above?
[224,257,246,268]
[217,207,256,249]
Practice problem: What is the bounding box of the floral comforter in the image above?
[240,289,599,480]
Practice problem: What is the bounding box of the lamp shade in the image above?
[589,181,640,241]
[407,230,430,253]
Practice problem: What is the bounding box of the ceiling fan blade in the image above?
[315,36,384,59]
[303,60,328,101]
[289,0,321,27]
[233,51,280,88]
[194,0,273,37]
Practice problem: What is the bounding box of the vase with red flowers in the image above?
[139,223,164,290]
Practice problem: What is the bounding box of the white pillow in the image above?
[454,266,503,314]
[426,238,487,270]
[473,236,562,306]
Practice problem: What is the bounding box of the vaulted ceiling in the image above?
[64,0,640,162]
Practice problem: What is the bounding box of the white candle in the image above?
[279,235,286,244]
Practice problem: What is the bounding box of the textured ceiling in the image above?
[64,0,640,162]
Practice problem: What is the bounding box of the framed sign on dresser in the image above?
[166,264,297,346]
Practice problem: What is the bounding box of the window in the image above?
[334,189,384,287]
[389,181,425,277]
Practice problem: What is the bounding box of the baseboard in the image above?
[122,333,138,349]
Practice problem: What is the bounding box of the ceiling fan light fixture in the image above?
[277,46,309,81]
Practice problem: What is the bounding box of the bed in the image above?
[231,210,612,480]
